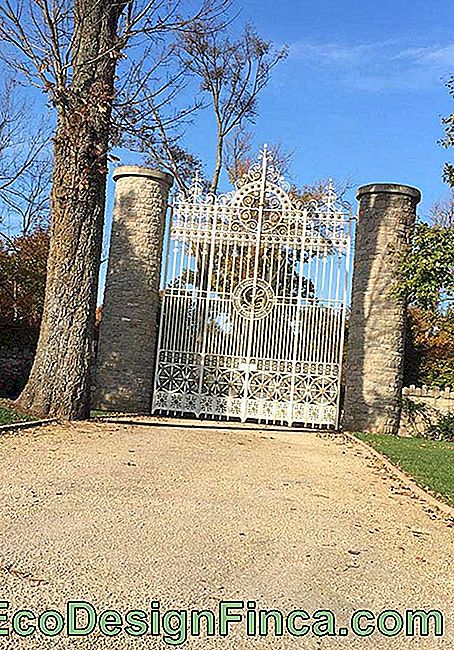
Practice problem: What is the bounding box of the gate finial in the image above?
[189,170,203,203]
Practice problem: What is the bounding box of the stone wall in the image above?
[400,385,454,436]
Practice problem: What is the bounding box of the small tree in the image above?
[394,221,454,311]
[0,227,50,399]
[404,307,454,389]
[396,194,454,388]
[177,23,287,193]
[0,228,49,327]
[429,192,454,228]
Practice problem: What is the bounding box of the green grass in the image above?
[355,432,454,507]
[0,405,35,426]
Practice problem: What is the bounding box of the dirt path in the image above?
[0,419,452,648]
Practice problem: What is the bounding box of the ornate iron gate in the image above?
[152,147,354,427]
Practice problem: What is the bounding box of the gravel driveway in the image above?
[0,419,452,649]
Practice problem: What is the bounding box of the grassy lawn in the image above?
[356,433,454,507]
[0,405,35,426]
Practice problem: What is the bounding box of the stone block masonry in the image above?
[343,184,421,435]
[402,385,454,413]
[400,385,454,436]
[94,167,173,413]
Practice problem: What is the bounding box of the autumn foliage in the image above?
[0,227,49,331]
[0,228,49,397]
[404,307,454,389]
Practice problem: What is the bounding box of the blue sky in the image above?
[99,0,454,302]
[191,0,453,204]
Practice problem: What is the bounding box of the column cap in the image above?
[113,166,173,188]
[357,183,421,203]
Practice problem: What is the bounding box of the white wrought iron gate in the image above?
[152,147,354,428]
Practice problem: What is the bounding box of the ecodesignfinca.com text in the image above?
[0,600,444,643]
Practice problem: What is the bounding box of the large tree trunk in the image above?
[17,0,126,419]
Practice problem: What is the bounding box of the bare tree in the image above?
[112,39,207,193]
[441,76,454,188]
[1,159,51,235]
[177,22,288,194]
[429,193,454,228]
[0,0,228,419]
[224,130,353,204]
[0,77,51,235]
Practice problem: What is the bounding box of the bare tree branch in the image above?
[176,21,288,193]
[0,76,52,235]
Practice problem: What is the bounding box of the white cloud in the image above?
[395,44,454,67]
[289,41,387,66]
[288,40,454,91]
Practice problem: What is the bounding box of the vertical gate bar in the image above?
[288,206,309,425]
[174,197,194,415]
[326,252,335,367]
[266,239,275,364]
[166,211,179,380]
[278,211,292,425]
[152,199,174,413]
[230,232,243,418]
[320,247,330,370]
[168,222,182,366]
[332,261,339,368]
[312,216,323,372]
[335,214,354,429]
[196,200,219,417]
[227,221,240,416]
[211,209,225,414]
[189,200,206,416]
[163,213,180,416]
[219,228,231,378]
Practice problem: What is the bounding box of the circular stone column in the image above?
[343,183,421,434]
[94,166,173,413]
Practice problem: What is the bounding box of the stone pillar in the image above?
[94,166,173,413]
[343,183,421,434]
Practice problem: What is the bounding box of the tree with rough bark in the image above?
[0,0,227,419]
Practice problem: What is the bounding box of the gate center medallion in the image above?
[232,278,275,320]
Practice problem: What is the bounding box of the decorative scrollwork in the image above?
[236,144,291,194]
[232,278,275,320]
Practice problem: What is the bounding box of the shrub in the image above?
[424,412,454,442]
